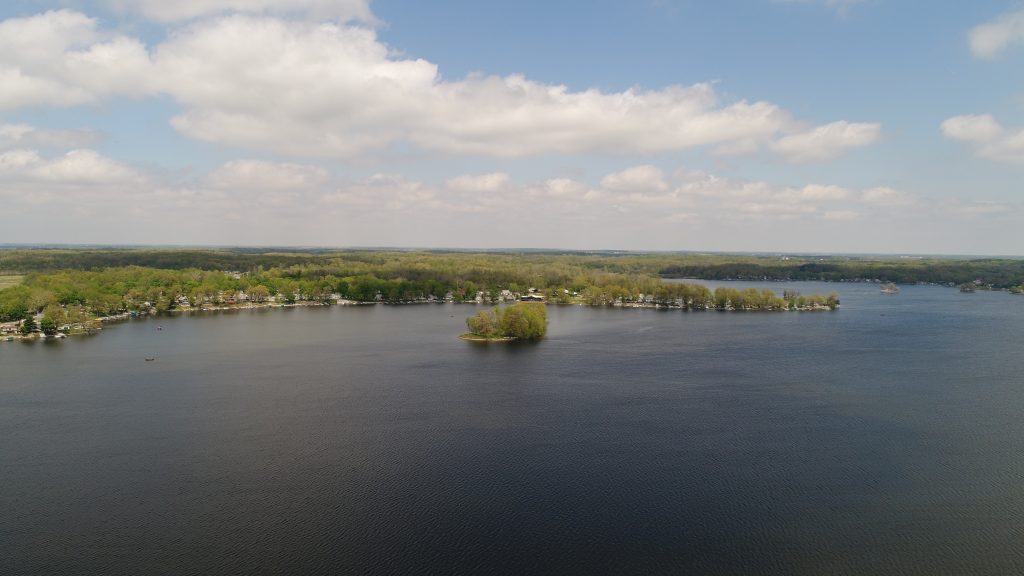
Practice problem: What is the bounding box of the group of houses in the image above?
[1,321,21,335]
[163,289,343,310]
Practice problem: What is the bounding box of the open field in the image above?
[0,275,24,290]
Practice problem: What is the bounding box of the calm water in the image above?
[2,282,1024,575]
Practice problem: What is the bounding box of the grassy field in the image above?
[0,275,24,290]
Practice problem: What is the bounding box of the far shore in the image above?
[2,294,840,344]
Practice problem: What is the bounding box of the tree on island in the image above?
[465,302,547,340]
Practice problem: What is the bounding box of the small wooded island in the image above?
[462,302,548,342]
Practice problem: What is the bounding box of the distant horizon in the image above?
[1,243,1022,260]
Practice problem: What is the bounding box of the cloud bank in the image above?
[0,10,878,162]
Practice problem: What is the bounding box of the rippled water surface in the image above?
[3,282,1024,575]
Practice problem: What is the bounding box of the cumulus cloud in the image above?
[103,0,375,23]
[770,121,881,163]
[941,114,1003,143]
[0,11,878,161]
[0,148,144,185]
[968,8,1024,59]
[941,114,1024,163]
[0,10,153,109]
[155,16,799,157]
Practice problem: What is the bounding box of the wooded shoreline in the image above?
[7,246,1021,340]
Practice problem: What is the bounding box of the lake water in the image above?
[3,281,1024,575]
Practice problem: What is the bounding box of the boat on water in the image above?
[880,282,899,294]
[145,357,155,361]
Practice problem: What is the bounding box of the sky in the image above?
[0,0,1022,254]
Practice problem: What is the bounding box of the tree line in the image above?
[4,249,1023,288]
[30,247,1024,329]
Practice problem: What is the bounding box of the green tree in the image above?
[466,309,499,338]
[466,302,547,340]
[249,285,271,303]
[39,316,58,336]
[20,313,36,334]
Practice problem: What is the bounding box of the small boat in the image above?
[145,357,155,361]
[880,282,899,294]
[157,326,163,330]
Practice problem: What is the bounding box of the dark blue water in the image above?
[2,282,1024,575]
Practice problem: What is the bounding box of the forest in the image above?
[3,248,1023,287]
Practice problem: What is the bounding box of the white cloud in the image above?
[155,16,800,158]
[940,114,1003,143]
[600,165,668,193]
[0,148,144,185]
[671,174,830,220]
[0,123,103,149]
[102,0,376,23]
[712,138,761,157]
[770,121,881,163]
[540,178,593,199]
[0,11,877,161]
[798,184,850,200]
[0,10,153,110]
[206,160,328,190]
[777,184,850,202]
[1,155,1015,251]
[968,8,1024,59]
[445,173,511,193]
[941,114,1024,163]
[324,174,441,211]
[861,186,916,206]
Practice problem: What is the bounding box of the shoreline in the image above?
[458,334,519,343]
[2,299,841,343]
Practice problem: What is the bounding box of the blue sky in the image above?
[0,0,1021,253]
